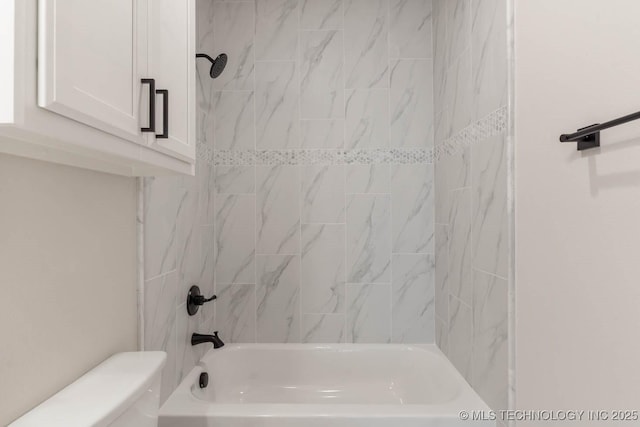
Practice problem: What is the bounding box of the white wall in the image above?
[515,0,640,423]
[0,154,138,425]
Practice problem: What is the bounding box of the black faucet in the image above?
[191,331,225,349]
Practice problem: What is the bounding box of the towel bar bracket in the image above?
[574,124,601,151]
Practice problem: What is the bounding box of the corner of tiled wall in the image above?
[433,0,510,417]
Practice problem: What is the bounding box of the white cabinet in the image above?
[146,0,196,162]
[0,0,196,176]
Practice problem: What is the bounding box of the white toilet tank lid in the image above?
[9,351,166,427]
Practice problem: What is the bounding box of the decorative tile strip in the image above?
[195,107,508,166]
[433,106,508,162]
[197,146,434,166]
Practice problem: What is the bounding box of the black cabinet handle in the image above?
[140,78,156,133]
[156,89,169,139]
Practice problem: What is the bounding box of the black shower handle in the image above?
[156,89,169,139]
[140,78,156,133]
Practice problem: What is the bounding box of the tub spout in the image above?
[192,331,225,349]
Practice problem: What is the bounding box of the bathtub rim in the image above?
[160,343,491,419]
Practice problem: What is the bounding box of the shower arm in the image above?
[196,53,216,64]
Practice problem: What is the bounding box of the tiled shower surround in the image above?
[143,0,511,414]
[432,0,511,420]
[143,0,437,402]
[198,0,437,346]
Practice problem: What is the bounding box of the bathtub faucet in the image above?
[192,331,225,349]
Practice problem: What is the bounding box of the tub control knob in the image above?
[186,285,217,316]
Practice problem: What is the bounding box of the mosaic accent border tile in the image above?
[197,146,435,166]
[433,107,508,162]
[195,107,508,166]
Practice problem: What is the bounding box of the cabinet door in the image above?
[147,0,196,162]
[38,0,148,144]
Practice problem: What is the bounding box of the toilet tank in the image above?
[9,352,166,427]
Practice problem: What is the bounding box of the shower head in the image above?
[196,53,228,79]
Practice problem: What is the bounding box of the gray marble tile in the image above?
[214,166,256,194]
[346,165,390,194]
[435,314,448,355]
[434,107,452,146]
[445,0,470,66]
[445,144,471,191]
[198,162,216,226]
[389,0,433,59]
[448,295,472,382]
[256,0,298,60]
[214,194,255,284]
[344,0,389,88]
[256,255,301,342]
[347,195,392,283]
[213,2,255,90]
[471,0,507,121]
[143,177,180,279]
[300,0,343,30]
[196,0,216,145]
[434,161,449,224]
[432,0,447,110]
[256,61,299,149]
[177,188,202,297]
[434,224,449,321]
[301,224,345,313]
[199,225,216,306]
[443,49,472,135]
[300,119,345,149]
[472,134,508,278]
[213,91,255,150]
[390,59,434,148]
[215,283,257,343]
[472,270,508,413]
[256,165,301,254]
[300,30,344,118]
[346,283,392,343]
[301,165,345,223]
[345,89,389,149]
[391,164,434,253]
[175,304,204,386]
[144,272,178,402]
[448,188,472,304]
[391,254,435,343]
[144,272,178,352]
[302,314,346,343]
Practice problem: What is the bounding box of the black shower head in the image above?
[196,53,228,79]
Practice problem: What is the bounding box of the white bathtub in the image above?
[159,344,494,427]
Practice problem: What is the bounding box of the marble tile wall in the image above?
[196,0,436,346]
[144,0,436,404]
[141,1,220,403]
[432,0,509,420]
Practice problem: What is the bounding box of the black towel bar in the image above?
[560,110,640,151]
